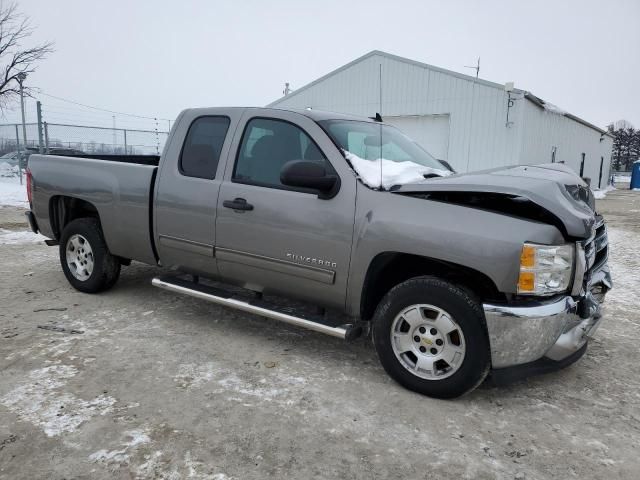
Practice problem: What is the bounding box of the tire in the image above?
[59,218,121,293]
[372,276,490,399]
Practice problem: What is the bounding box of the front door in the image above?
[215,109,356,309]
[154,109,240,276]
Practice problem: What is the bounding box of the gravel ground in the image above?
[0,189,638,479]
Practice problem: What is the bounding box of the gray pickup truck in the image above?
[25,107,611,398]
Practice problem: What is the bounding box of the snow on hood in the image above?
[344,151,451,190]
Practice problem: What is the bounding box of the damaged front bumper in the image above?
[483,267,610,369]
[482,217,611,381]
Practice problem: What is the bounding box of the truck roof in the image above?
[283,108,377,123]
[180,107,377,124]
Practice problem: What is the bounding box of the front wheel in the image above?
[59,218,121,293]
[372,276,490,399]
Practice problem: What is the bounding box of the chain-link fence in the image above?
[0,121,169,157]
[0,123,39,155]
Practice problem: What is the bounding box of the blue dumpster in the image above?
[631,160,640,190]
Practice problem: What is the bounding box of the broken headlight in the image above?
[518,243,574,295]
[565,184,595,210]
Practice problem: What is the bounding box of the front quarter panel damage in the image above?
[346,184,566,316]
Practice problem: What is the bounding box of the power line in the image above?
[37,91,172,122]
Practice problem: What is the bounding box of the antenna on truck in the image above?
[378,64,383,189]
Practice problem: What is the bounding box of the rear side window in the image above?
[180,116,230,179]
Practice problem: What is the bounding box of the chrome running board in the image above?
[152,275,361,340]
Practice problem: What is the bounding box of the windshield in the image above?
[318,119,451,189]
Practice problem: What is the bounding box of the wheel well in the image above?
[360,252,507,320]
[49,196,100,240]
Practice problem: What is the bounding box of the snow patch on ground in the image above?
[592,185,616,200]
[89,429,151,465]
[175,362,307,405]
[174,362,219,389]
[0,161,20,178]
[0,228,45,245]
[344,151,451,190]
[0,365,116,436]
[136,450,230,479]
[0,173,28,207]
[605,227,640,312]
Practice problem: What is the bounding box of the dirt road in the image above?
[0,190,638,479]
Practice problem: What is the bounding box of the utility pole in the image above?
[463,57,480,172]
[44,122,50,153]
[17,72,28,185]
[112,115,116,152]
[36,101,44,153]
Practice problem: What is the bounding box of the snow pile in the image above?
[0,161,20,178]
[0,228,45,245]
[344,151,451,190]
[592,185,615,200]
[592,190,607,200]
[0,173,28,207]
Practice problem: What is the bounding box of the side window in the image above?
[180,116,230,179]
[234,118,328,188]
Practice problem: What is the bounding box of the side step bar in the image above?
[152,276,361,341]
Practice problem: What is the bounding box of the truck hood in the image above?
[393,163,596,239]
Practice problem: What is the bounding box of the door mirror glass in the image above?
[280,160,338,195]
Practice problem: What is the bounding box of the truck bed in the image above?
[59,154,160,166]
[29,154,158,265]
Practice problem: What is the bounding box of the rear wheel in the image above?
[59,218,120,293]
[372,276,490,398]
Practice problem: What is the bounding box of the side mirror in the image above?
[280,160,338,197]
[439,160,456,173]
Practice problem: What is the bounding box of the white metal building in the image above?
[269,51,613,189]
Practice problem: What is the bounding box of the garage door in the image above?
[384,114,450,161]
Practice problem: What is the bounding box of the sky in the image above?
[4,0,640,131]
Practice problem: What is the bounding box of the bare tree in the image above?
[0,1,53,108]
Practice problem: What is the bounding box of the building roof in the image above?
[523,92,612,136]
[270,50,610,136]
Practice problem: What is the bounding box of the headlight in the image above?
[518,243,574,295]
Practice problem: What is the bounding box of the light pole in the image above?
[16,72,28,185]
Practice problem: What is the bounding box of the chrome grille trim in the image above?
[577,214,609,294]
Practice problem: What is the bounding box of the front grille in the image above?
[584,214,608,276]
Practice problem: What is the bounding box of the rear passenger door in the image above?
[154,109,241,276]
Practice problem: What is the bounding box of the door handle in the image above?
[223,198,254,211]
